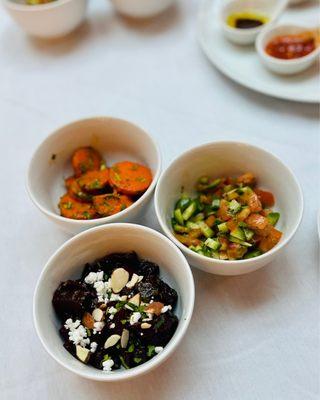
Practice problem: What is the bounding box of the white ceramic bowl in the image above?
[33,223,194,381]
[2,0,87,39]
[110,0,176,18]
[155,141,303,276]
[219,0,288,45]
[256,24,320,75]
[27,117,161,235]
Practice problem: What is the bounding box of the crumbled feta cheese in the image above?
[102,359,114,372]
[109,314,114,320]
[84,271,103,285]
[90,342,98,353]
[97,271,104,281]
[93,321,105,334]
[155,346,163,354]
[94,280,110,303]
[161,305,172,314]
[126,273,142,289]
[108,306,117,314]
[65,319,89,347]
[109,293,121,302]
[110,323,115,329]
[130,312,141,325]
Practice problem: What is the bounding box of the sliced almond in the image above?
[145,302,164,316]
[76,345,90,363]
[111,268,129,293]
[92,308,104,322]
[82,312,94,329]
[104,334,121,350]
[121,329,129,348]
[126,273,140,289]
[129,293,140,307]
[141,323,152,329]
[120,295,128,301]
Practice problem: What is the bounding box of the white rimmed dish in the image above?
[33,223,195,381]
[219,0,288,45]
[2,0,88,39]
[197,0,320,103]
[110,0,176,18]
[256,24,320,75]
[27,117,161,235]
[155,141,303,276]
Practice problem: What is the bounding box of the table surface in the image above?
[0,1,319,400]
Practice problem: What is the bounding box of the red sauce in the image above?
[266,33,316,60]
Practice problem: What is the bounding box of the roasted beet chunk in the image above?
[138,260,159,277]
[158,280,178,307]
[137,276,177,307]
[52,280,96,320]
[81,252,139,280]
[133,312,178,347]
[136,276,161,303]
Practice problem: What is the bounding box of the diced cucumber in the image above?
[194,198,204,212]
[204,238,221,251]
[197,178,221,191]
[173,224,189,234]
[243,228,254,241]
[267,212,280,226]
[223,184,234,193]
[218,222,229,233]
[198,221,214,238]
[229,236,252,247]
[230,227,245,241]
[191,213,205,222]
[175,197,191,211]
[198,176,209,184]
[189,245,202,252]
[186,221,200,230]
[174,209,184,225]
[207,178,221,189]
[211,199,220,210]
[244,249,262,259]
[182,201,197,221]
[228,199,241,214]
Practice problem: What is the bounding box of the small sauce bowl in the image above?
[256,24,320,75]
[2,0,88,39]
[219,0,288,45]
[109,0,176,19]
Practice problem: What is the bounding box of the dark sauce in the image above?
[235,18,264,29]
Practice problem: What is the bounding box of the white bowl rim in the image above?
[2,0,77,11]
[256,23,320,66]
[26,116,162,228]
[155,140,304,267]
[33,222,195,381]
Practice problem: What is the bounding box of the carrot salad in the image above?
[58,147,152,220]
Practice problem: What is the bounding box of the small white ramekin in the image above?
[256,24,320,75]
[2,0,88,39]
[110,0,176,18]
[27,117,161,235]
[33,223,195,381]
[155,141,303,276]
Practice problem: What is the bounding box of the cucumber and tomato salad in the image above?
[172,173,282,261]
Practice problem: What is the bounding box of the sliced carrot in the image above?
[64,176,74,190]
[259,227,282,252]
[71,147,102,177]
[77,169,110,193]
[65,176,92,202]
[254,189,275,208]
[93,193,133,217]
[59,193,97,220]
[109,161,152,196]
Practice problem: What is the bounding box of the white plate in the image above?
[197,0,320,103]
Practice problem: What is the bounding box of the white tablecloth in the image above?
[0,1,319,399]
